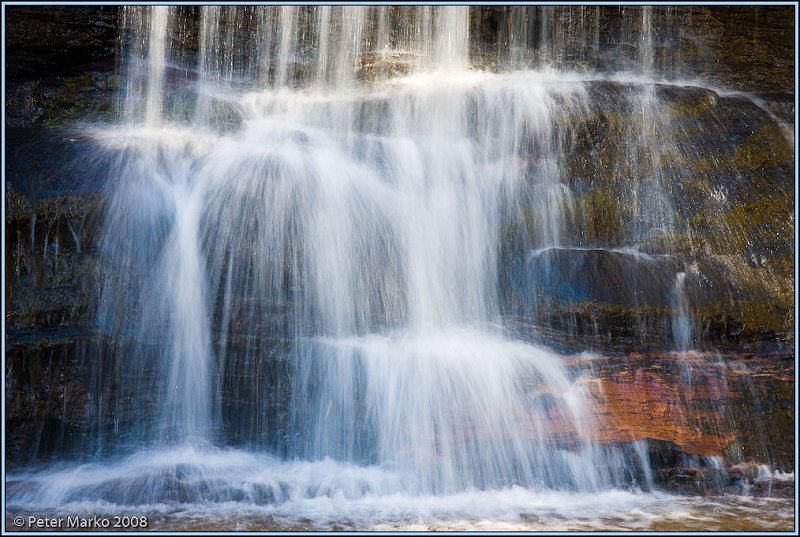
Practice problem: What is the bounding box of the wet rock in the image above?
[501,78,793,353]
[5,337,94,465]
[576,351,795,482]
[356,51,415,82]
[655,458,794,498]
[5,184,104,331]
[688,7,794,94]
[519,247,683,308]
[5,6,118,129]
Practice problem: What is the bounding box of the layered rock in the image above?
[502,81,793,354]
[4,6,794,488]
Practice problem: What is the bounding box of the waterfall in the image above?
[94,4,635,492]
[671,271,693,352]
[6,5,793,529]
[74,5,642,495]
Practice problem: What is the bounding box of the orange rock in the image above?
[584,374,735,456]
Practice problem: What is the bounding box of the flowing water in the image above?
[5,446,794,531]
[6,6,794,531]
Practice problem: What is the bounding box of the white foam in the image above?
[7,451,794,531]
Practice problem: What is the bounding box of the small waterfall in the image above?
[160,186,214,445]
[671,271,693,352]
[432,6,469,69]
[6,5,793,529]
[143,6,170,126]
[275,6,297,89]
[79,5,641,495]
[117,6,181,127]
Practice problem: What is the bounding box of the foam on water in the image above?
[294,328,631,493]
[6,448,793,531]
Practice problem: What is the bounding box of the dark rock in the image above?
[5,6,119,129]
[520,247,683,308]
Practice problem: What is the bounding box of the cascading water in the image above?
[6,6,794,531]
[93,4,639,493]
[671,271,693,353]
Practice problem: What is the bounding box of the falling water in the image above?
[671,271,693,352]
[143,7,170,126]
[6,5,794,530]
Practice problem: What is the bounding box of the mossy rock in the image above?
[5,184,33,222]
[573,186,624,246]
[688,195,793,261]
[690,6,794,93]
[5,185,105,329]
[661,86,718,120]
[731,123,793,170]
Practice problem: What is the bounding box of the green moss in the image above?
[694,262,793,338]
[661,232,699,255]
[667,92,717,119]
[738,299,792,338]
[728,195,792,228]
[694,299,788,346]
[732,123,794,169]
[575,186,624,245]
[41,72,117,126]
[688,194,793,257]
[562,111,625,183]
[766,253,793,277]
[683,178,713,197]
[693,122,792,174]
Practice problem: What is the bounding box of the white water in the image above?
[6,446,793,531]
[671,271,693,352]
[6,6,793,531]
[91,67,636,494]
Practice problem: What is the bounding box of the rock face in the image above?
[501,81,793,354]
[5,6,118,129]
[4,5,794,489]
[470,6,794,95]
[545,349,792,495]
[5,5,119,466]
